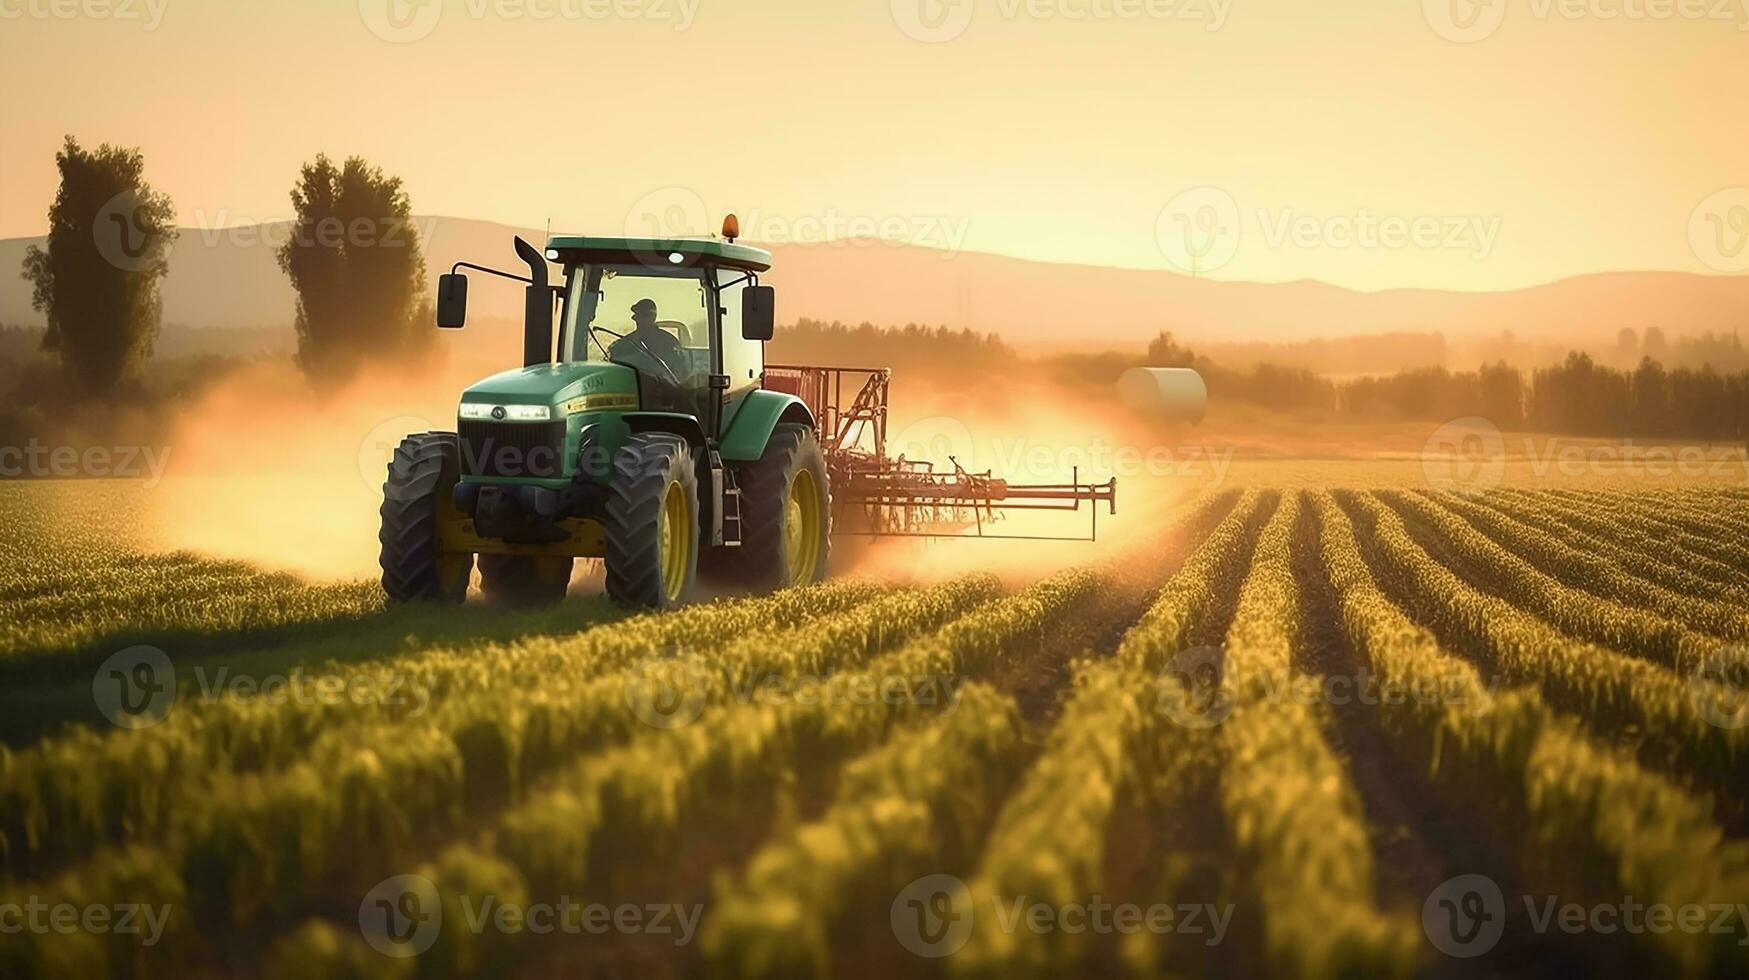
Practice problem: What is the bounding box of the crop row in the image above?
[0,579,893,877]
[1340,492,1746,792]
[1483,490,1749,603]
[1375,490,1719,671]
[1212,493,1416,978]
[0,576,1002,975]
[1311,491,1749,977]
[949,490,1266,975]
[270,564,1120,980]
[1419,490,1749,644]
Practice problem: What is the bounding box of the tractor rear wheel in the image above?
[478,554,573,607]
[717,423,831,592]
[604,433,700,609]
[379,432,473,604]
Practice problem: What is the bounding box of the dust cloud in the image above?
[144,355,1194,588]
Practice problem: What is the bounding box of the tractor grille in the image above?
[459,419,567,479]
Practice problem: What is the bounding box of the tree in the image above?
[1146,331,1197,367]
[277,155,432,384]
[19,137,176,396]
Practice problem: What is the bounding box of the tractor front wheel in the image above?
[379,432,473,604]
[604,433,700,609]
[723,423,831,592]
[478,554,573,607]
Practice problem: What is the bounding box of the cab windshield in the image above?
[563,264,709,372]
[562,263,712,416]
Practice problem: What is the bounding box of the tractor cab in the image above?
[383,220,827,611]
[546,235,775,437]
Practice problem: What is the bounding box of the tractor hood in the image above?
[460,362,639,415]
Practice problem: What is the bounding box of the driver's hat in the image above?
[631,298,658,315]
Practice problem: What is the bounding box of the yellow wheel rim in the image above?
[659,481,691,603]
[783,469,823,587]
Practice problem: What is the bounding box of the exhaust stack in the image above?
[514,236,552,367]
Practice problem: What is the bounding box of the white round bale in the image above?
[1117,367,1208,424]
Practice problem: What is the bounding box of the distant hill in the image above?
[2,216,1745,351]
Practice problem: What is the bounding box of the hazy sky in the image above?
[2,0,1745,290]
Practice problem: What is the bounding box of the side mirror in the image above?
[437,273,469,329]
[742,285,775,341]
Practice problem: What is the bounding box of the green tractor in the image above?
[379,222,830,609]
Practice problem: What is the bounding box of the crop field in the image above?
[2,482,1747,979]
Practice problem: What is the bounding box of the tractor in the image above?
[379,217,1116,609]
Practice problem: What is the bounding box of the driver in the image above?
[609,298,690,383]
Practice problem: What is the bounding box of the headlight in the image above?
[457,403,552,421]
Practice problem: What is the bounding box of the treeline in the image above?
[1248,353,1748,441]
[769,318,1017,379]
